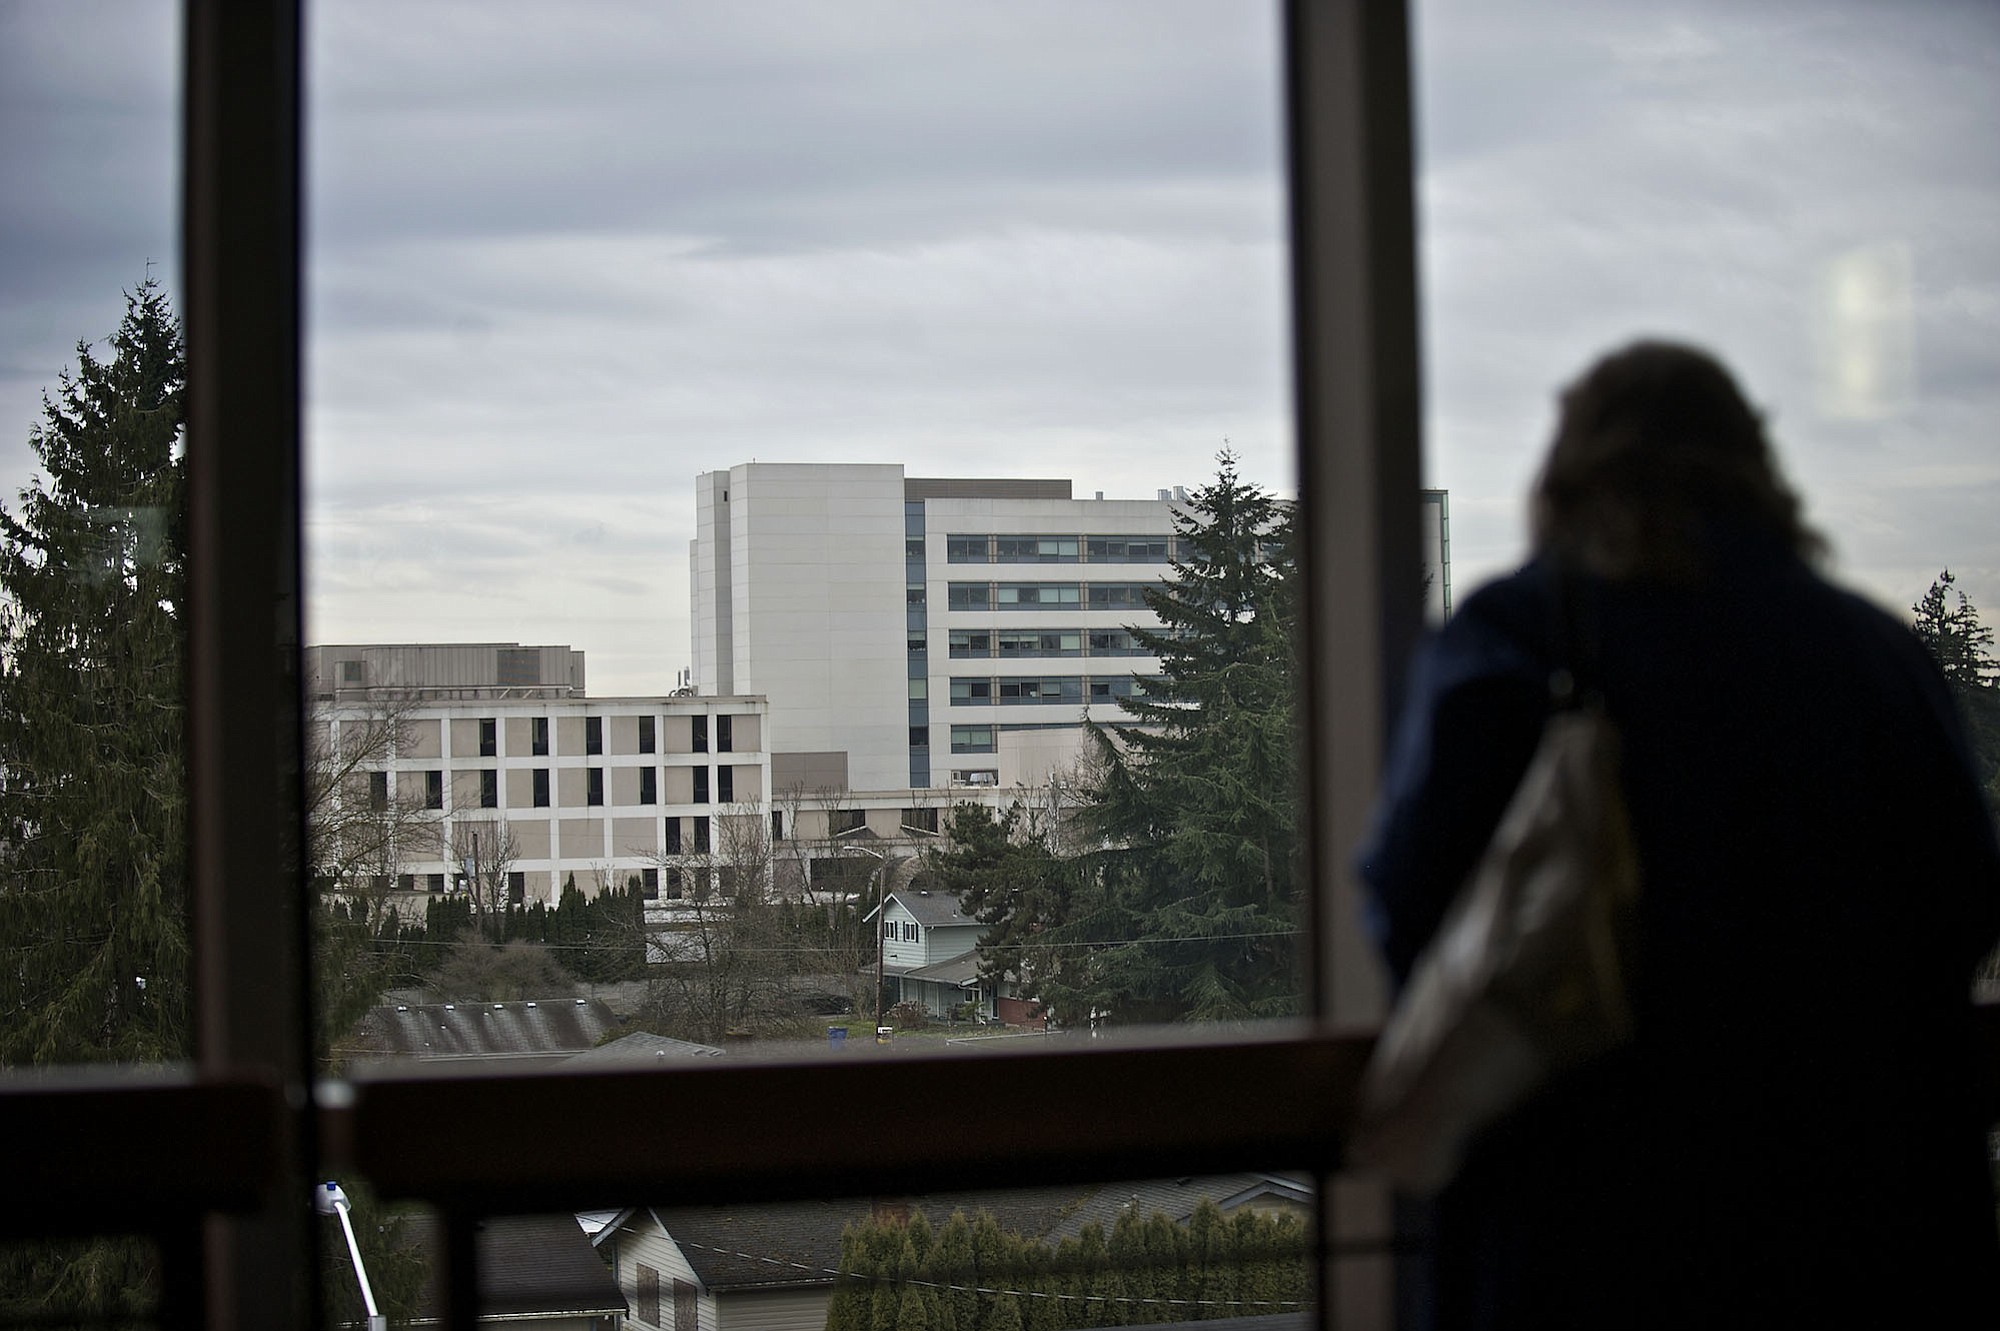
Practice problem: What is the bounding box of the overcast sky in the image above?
[3,1,1995,695]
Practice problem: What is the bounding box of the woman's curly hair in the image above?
[1531,340,1826,580]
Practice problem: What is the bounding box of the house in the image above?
[865,890,988,1021]
[593,1192,1088,1331]
[360,1213,627,1329]
[351,998,623,1070]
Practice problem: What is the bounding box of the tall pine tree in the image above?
[0,280,188,1067]
[1037,453,1301,1024]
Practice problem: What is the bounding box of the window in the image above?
[666,817,682,854]
[950,725,996,754]
[478,716,496,756]
[909,634,927,656]
[642,867,660,901]
[948,629,992,657]
[531,715,549,756]
[906,582,925,606]
[909,725,929,748]
[369,770,389,811]
[62,9,1441,1325]
[946,582,991,610]
[946,534,989,561]
[906,537,924,560]
[507,871,525,907]
[674,1278,698,1331]
[949,678,991,705]
[771,810,785,841]
[994,535,1079,562]
[996,582,1080,608]
[1086,583,1151,609]
[693,816,710,854]
[717,765,734,803]
[586,768,604,806]
[830,808,866,835]
[427,873,445,894]
[1089,628,1146,656]
[717,714,733,753]
[339,658,365,685]
[693,767,709,804]
[1087,534,1170,562]
[666,868,685,899]
[585,715,603,755]
[638,1264,660,1326]
[909,678,928,700]
[532,768,550,808]
[998,676,1081,704]
[640,767,657,804]
[1089,676,1139,702]
[901,807,939,834]
[479,768,498,808]
[692,714,708,753]
[424,769,443,810]
[639,715,655,753]
[951,769,999,787]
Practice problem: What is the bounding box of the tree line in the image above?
[825,1203,1310,1331]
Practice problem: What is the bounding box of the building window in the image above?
[478,717,496,756]
[948,629,991,657]
[717,714,733,753]
[368,770,388,811]
[693,817,710,854]
[996,582,1081,608]
[1086,583,1151,609]
[1087,534,1171,562]
[638,1264,660,1326]
[423,770,442,810]
[384,874,402,895]
[946,582,991,610]
[909,678,928,700]
[479,769,498,808]
[640,767,657,804]
[908,633,926,656]
[718,765,734,803]
[639,715,656,753]
[946,534,989,562]
[994,535,1079,562]
[909,725,929,748]
[906,583,925,606]
[585,715,602,755]
[951,769,1000,787]
[829,808,866,836]
[674,1278,698,1331]
[771,810,785,842]
[666,818,682,854]
[507,871,525,907]
[587,768,604,806]
[693,767,709,804]
[427,873,445,894]
[949,726,996,754]
[1089,628,1146,656]
[338,658,365,685]
[532,768,550,808]
[692,715,708,753]
[901,807,939,834]
[530,715,549,756]
[949,679,992,705]
[666,869,685,900]
[642,867,660,901]
[998,676,1082,705]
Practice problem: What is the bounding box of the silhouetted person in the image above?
[1360,341,2000,1330]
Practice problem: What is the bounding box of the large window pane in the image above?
[307,2,1306,1063]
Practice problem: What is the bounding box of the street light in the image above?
[315,1181,389,1331]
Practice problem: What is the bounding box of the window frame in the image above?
[2,6,1429,1329]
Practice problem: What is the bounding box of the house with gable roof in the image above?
[864,888,1037,1023]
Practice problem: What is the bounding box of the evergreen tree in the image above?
[1040,453,1302,1024]
[0,280,187,1067]
[927,803,1070,992]
[1913,569,1996,689]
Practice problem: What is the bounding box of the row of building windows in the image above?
[943,534,1173,564]
[946,676,1151,707]
[940,627,1153,658]
[365,764,745,810]
[361,713,739,760]
[943,582,1156,611]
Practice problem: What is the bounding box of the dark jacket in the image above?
[1359,537,2000,1330]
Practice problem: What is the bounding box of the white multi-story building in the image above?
[692,464,1192,797]
[305,643,771,908]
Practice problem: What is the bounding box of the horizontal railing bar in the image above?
[0,1072,281,1239]
[328,1029,1376,1214]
